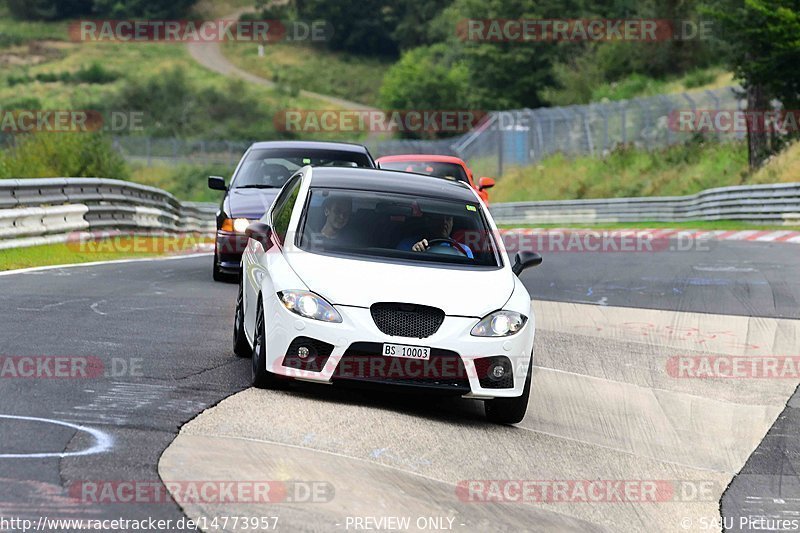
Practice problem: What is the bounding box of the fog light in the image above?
[491,364,506,379]
[297,346,310,359]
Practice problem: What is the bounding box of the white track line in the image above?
[0,414,113,459]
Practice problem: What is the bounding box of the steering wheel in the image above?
[425,238,469,257]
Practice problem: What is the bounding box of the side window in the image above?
[270,176,301,245]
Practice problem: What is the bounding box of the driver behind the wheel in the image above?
[396,214,474,258]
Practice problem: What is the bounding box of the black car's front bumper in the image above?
[215,231,249,273]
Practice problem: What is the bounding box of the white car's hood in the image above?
[286,251,513,317]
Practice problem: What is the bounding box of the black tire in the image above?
[484,355,533,425]
[251,296,280,389]
[233,278,251,358]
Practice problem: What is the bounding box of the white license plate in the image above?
[382,343,430,360]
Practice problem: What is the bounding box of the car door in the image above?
[243,174,303,339]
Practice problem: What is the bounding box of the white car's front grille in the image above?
[369,302,445,338]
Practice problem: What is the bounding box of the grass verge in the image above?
[0,235,212,271]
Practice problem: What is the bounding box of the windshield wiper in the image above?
[234,184,281,189]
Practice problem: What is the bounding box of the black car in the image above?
[208,141,376,281]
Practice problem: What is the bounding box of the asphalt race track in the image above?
[1,238,799,532]
[521,238,800,319]
[0,256,249,529]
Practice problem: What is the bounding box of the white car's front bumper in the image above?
[260,295,535,399]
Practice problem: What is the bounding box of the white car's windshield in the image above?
[297,187,501,267]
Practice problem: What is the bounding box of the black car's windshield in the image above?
[233,148,372,189]
[297,187,500,267]
[380,161,469,184]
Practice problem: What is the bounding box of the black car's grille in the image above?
[370,303,445,338]
[332,342,470,393]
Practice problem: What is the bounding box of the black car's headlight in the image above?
[278,290,342,323]
[471,310,527,337]
[221,218,254,233]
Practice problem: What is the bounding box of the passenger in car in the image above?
[316,196,353,244]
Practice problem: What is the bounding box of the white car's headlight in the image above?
[471,310,527,337]
[278,290,342,323]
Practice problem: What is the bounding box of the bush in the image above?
[92,0,197,18]
[7,63,119,86]
[113,67,277,140]
[0,97,42,109]
[6,0,90,20]
[683,69,719,89]
[590,74,657,102]
[6,75,32,87]
[130,163,233,202]
[540,49,606,106]
[378,44,472,138]
[72,63,119,84]
[35,72,61,83]
[7,0,197,20]
[0,133,129,179]
[0,33,25,47]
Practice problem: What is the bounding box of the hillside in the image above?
[0,9,336,141]
[490,139,800,203]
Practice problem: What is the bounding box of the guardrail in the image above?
[490,183,800,226]
[0,178,217,250]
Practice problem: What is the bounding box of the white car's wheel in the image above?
[232,278,250,358]
[484,355,532,425]
[251,296,281,389]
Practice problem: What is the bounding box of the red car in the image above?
[376,155,495,204]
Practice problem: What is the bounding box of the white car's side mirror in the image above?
[512,251,542,276]
[245,222,273,250]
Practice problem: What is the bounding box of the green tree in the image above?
[6,0,197,19]
[379,44,472,109]
[293,0,399,56]
[544,0,725,105]
[705,0,800,167]
[92,0,199,19]
[386,0,588,110]
[390,0,453,50]
[378,44,473,137]
[6,0,92,19]
[280,0,452,55]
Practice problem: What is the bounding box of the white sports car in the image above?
[233,166,542,423]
